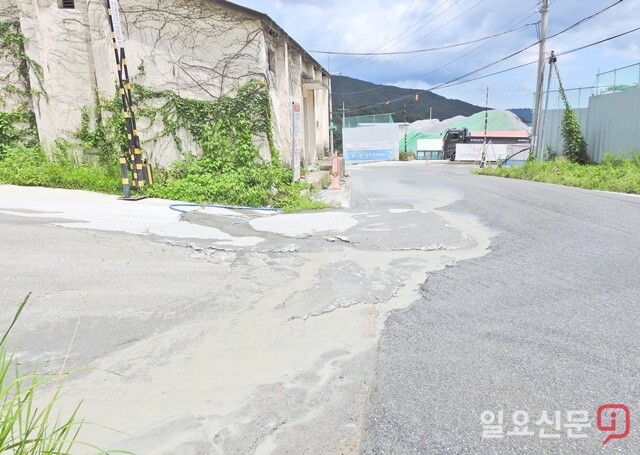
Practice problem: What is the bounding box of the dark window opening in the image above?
[268,49,276,74]
[58,0,75,9]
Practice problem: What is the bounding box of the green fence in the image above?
[343,113,394,128]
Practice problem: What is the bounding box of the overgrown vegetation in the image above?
[0,78,327,211]
[474,153,640,194]
[0,20,42,158]
[555,62,590,164]
[0,144,122,194]
[76,80,326,211]
[0,295,88,454]
[399,150,416,161]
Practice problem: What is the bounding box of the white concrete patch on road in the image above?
[249,211,359,237]
[148,222,263,246]
[388,208,414,214]
[0,185,264,246]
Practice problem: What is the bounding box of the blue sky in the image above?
[231,0,640,110]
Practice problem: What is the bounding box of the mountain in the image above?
[331,75,485,123]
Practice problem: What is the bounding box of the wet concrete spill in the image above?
[23,189,494,454]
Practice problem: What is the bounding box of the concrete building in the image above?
[0,0,330,169]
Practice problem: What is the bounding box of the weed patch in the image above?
[474,154,640,194]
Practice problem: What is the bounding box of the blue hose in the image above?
[169,203,281,214]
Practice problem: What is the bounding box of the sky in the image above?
[230,0,640,110]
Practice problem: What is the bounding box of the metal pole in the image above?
[341,101,347,127]
[539,51,556,160]
[106,0,147,198]
[532,0,549,160]
[284,41,294,173]
[480,86,489,168]
[404,104,407,157]
[328,76,334,156]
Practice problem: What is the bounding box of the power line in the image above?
[345,10,633,115]
[416,0,624,87]
[334,3,539,98]
[340,0,486,74]
[334,0,461,73]
[437,60,538,89]
[560,24,640,55]
[312,23,534,56]
[341,0,626,114]
[546,0,622,41]
[393,0,486,53]
[418,4,540,81]
[416,23,640,92]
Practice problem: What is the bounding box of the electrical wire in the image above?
[336,0,626,114]
[346,10,634,114]
[560,24,640,55]
[341,0,486,74]
[312,23,533,56]
[418,0,624,87]
[334,0,461,73]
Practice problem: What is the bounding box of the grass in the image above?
[0,146,122,194]
[1,295,128,454]
[1,294,84,454]
[474,154,640,194]
[0,146,328,212]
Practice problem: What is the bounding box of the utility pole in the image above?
[539,50,557,160]
[480,87,489,168]
[338,102,349,127]
[328,77,334,156]
[404,104,408,157]
[532,0,549,160]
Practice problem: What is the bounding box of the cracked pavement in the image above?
[0,162,492,454]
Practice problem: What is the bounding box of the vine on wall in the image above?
[0,20,42,157]
[554,62,590,164]
[75,80,314,208]
[77,79,278,166]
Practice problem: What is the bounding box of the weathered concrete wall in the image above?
[314,85,330,157]
[17,0,97,151]
[265,31,291,166]
[8,0,329,169]
[116,0,268,166]
[0,0,29,116]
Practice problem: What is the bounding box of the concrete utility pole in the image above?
[539,50,557,159]
[328,77,334,156]
[532,0,549,160]
[404,104,408,156]
[338,102,349,127]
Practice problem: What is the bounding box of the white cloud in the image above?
[231,0,640,108]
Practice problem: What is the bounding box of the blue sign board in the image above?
[344,149,394,162]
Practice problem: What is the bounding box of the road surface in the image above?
[0,161,638,454]
[360,163,640,454]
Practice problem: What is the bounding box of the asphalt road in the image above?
[1,162,638,454]
[359,163,640,454]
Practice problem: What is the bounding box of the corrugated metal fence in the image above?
[540,63,640,162]
[541,88,640,162]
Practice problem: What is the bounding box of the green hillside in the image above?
[331,75,485,123]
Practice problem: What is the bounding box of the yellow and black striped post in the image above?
[119,156,130,198]
[106,0,148,198]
